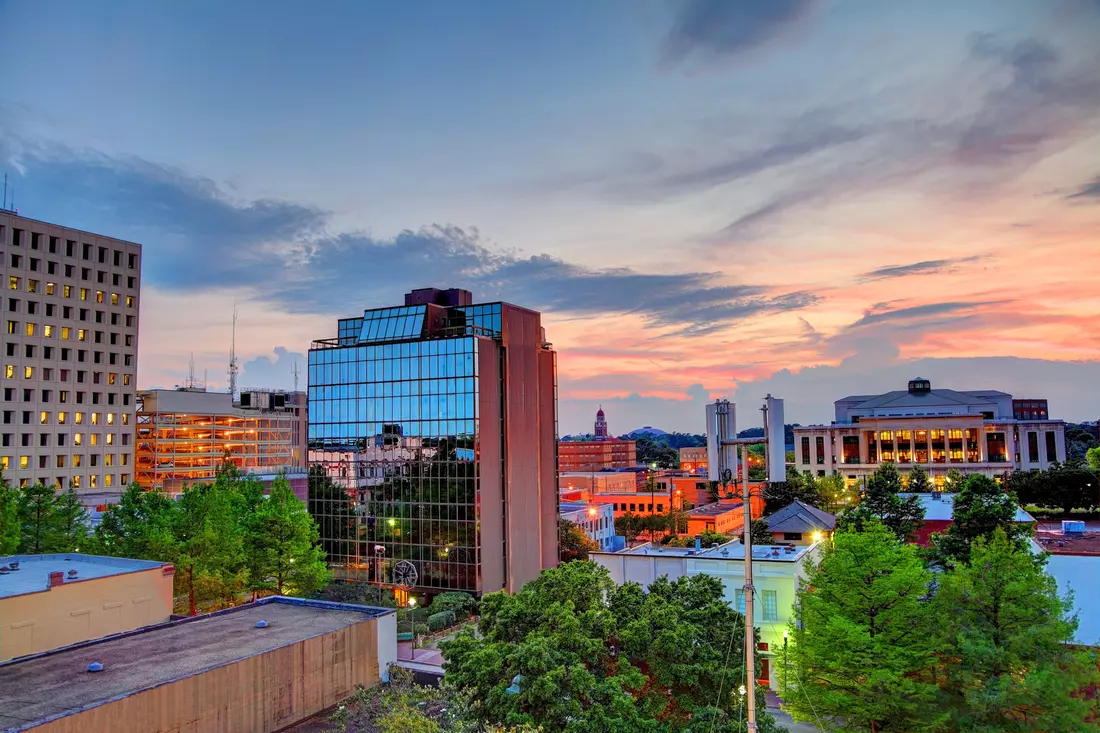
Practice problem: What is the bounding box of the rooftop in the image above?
[1034,530,1100,556]
[1031,537,1100,646]
[686,502,742,517]
[616,540,814,562]
[766,500,836,534]
[0,554,169,600]
[901,493,1034,523]
[0,597,394,732]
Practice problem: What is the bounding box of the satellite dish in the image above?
[393,560,418,590]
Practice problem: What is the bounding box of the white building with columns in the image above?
[793,378,1066,486]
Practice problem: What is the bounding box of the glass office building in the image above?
[308,288,558,597]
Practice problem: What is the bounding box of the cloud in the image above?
[848,300,1009,328]
[1066,175,1100,200]
[239,346,307,391]
[0,143,819,336]
[859,256,984,281]
[661,0,817,68]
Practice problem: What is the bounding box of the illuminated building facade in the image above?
[1,213,141,501]
[307,287,558,597]
[793,378,1067,484]
[135,388,304,492]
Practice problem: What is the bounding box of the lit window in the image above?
[78,329,86,341]
[44,324,53,337]
[111,293,119,305]
[27,280,38,293]
[74,432,83,445]
[108,373,117,385]
[121,453,128,465]
[75,412,84,425]
[61,327,70,340]
[25,323,36,336]
[95,290,104,303]
[9,276,19,290]
[64,285,71,298]
[91,412,100,425]
[80,288,88,301]
[5,321,14,334]
[122,413,130,425]
[73,454,82,467]
[4,365,12,379]
[0,457,6,470]
[105,453,113,466]
[91,433,99,446]
[46,282,56,295]
[126,296,134,308]
[122,374,131,386]
[106,412,115,425]
[19,456,29,469]
[89,474,97,488]
[104,474,112,487]
[106,433,113,445]
[23,366,33,379]
[40,411,49,424]
[58,412,67,424]
[72,475,81,488]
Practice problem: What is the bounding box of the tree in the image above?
[52,488,89,552]
[933,529,1096,731]
[836,463,925,542]
[765,466,826,514]
[18,482,70,553]
[0,477,21,555]
[91,483,178,560]
[817,473,850,514]
[906,465,932,493]
[559,519,599,562]
[173,482,247,615]
[1045,461,1098,514]
[943,468,966,493]
[245,475,331,597]
[929,474,1030,566]
[441,561,781,732]
[782,522,944,733]
[1088,445,1100,470]
[618,512,642,546]
[739,518,772,546]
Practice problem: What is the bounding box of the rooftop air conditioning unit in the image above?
[1062,520,1086,534]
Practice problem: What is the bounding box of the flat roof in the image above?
[902,493,1034,523]
[0,554,168,600]
[614,540,813,562]
[0,597,394,732]
[687,502,742,517]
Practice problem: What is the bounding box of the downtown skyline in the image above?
[2,0,1098,434]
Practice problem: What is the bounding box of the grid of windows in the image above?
[309,336,484,593]
[357,306,426,343]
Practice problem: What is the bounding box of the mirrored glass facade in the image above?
[308,289,557,597]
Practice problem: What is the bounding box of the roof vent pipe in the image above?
[255,620,269,628]
[88,662,104,673]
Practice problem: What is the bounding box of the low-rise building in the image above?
[793,378,1066,484]
[558,471,639,494]
[592,540,821,688]
[907,492,1035,546]
[587,490,685,518]
[136,387,307,492]
[655,475,713,507]
[1033,530,1100,647]
[684,502,747,536]
[560,501,616,551]
[0,554,174,662]
[558,439,637,473]
[679,446,708,474]
[0,596,397,733]
[765,500,836,545]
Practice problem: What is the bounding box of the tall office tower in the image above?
[1,213,142,506]
[308,287,558,597]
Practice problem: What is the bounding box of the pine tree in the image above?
[837,462,926,542]
[934,529,1096,731]
[907,465,932,493]
[782,522,945,732]
[0,477,20,555]
[174,482,246,615]
[52,488,89,552]
[245,476,331,596]
[930,474,1029,565]
[91,483,178,560]
[943,468,966,493]
[18,482,64,553]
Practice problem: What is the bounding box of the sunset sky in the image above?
[2,0,1098,434]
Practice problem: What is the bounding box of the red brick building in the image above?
[558,440,637,472]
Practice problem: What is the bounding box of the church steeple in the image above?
[594,405,608,439]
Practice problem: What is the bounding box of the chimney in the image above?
[49,571,64,588]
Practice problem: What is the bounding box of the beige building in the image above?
[794,377,1067,485]
[1,213,142,501]
[0,596,398,733]
[0,554,173,662]
[558,471,638,494]
[136,387,306,492]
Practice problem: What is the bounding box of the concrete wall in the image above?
[1,566,173,661]
[477,337,504,595]
[26,617,384,733]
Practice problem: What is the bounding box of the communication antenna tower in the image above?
[227,305,239,400]
[292,361,300,392]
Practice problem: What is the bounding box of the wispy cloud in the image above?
[1,143,819,336]
[661,0,818,69]
[849,300,1010,328]
[1065,175,1100,200]
[859,256,984,281]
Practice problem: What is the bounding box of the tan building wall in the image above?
[0,213,142,496]
[1,562,172,661]
[25,617,384,733]
[558,471,637,494]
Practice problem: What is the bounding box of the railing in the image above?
[310,323,499,350]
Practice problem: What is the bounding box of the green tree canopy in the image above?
[836,462,925,542]
[559,519,599,563]
[739,518,772,546]
[245,475,332,596]
[782,522,944,733]
[929,474,1030,566]
[91,483,178,560]
[943,468,967,493]
[764,466,825,514]
[933,528,1096,731]
[1087,445,1100,470]
[906,464,932,493]
[0,477,23,555]
[17,482,88,553]
[441,561,781,733]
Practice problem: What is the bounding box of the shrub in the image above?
[428,591,477,620]
[427,610,456,633]
[414,623,429,637]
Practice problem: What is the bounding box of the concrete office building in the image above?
[0,597,397,733]
[559,501,616,551]
[135,387,307,493]
[0,554,173,662]
[1,213,141,503]
[793,378,1067,485]
[592,540,821,689]
[308,287,558,596]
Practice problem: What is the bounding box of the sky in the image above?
[1,0,1098,435]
